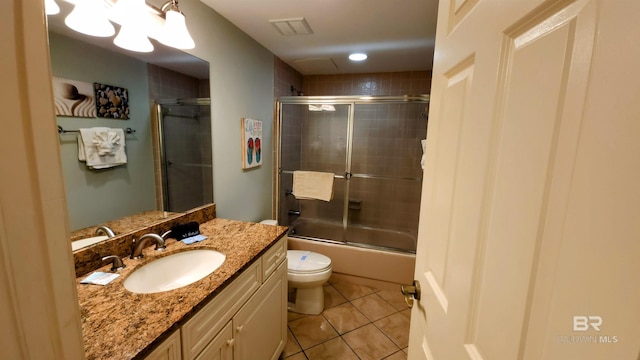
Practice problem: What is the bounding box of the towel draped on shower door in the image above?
[292,171,335,202]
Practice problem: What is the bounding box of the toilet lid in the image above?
[287,250,331,273]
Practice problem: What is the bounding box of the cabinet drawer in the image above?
[262,236,287,282]
[181,260,261,360]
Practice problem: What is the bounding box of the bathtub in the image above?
[287,219,416,289]
[289,218,417,252]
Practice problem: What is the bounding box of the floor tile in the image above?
[333,281,376,300]
[305,337,359,360]
[374,312,411,348]
[282,328,303,357]
[384,350,408,359]
[351,293,397,321]
[376,289,410,311]
[399,308,411,320]
[322,302,370,334]
[288,315,339,350]
[342,323,400,360]
[323,285,348,308]
[282,352,307,360]
[288,311,306,322]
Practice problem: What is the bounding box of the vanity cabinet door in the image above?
[195,321,233,360]
[233,261,287,360]
[182,260,261,360]
[144,330,181,360]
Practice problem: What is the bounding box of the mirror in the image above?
[46,1,212,249]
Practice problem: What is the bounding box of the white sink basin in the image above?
[72,235,109,251]
[124,250,226,294]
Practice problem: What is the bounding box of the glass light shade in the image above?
[158,10,195,50]
[112,0,154,53]
[45,0,60,15]
[64,0,115,37]
[114,24,154,53]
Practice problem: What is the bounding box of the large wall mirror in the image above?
[46,1,212,249]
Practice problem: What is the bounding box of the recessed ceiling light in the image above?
[349,53,367,61]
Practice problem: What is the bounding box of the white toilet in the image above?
[287,250,332,314]
[260,220,332,315]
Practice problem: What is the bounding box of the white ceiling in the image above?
[200,0,439,75]
[47,0,439,78]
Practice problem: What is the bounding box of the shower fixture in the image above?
[290,85,303,96]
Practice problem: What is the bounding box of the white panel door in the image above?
[408,0,640,359]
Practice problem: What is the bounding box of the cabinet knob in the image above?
[236,325,244,333]
[226,339,234,347]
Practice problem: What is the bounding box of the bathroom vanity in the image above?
[75,218,288,360]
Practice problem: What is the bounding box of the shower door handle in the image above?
[401,280,421,308]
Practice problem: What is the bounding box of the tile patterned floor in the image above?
[280,277,411,360]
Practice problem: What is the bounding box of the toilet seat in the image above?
[287,250,331,274]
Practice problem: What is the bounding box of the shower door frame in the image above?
[275,95,430,252]
[154,98,212,212]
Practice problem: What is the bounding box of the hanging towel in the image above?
[78,128,127,169]
[292,171,334,202]
[420,139,427,170]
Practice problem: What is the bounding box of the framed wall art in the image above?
[52,77,96,118]
[94,82,130,119]
[241,118,263,169]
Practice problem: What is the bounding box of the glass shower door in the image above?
[157,99,212,212]
[346,102,427,252]
[279,102,351,242]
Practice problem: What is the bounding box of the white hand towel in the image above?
[78,128,127,169]
[92,129,121,155]
[292,171,335,202]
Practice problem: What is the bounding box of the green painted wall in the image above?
[49,33,156,231]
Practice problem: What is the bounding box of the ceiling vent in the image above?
[269,17,313,36]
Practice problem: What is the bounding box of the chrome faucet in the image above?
[130,233,166,259]
[95,225,116,238]
[102,255,126,271]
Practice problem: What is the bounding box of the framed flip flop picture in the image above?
[241,118,262,169]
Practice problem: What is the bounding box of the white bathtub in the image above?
[287,236,416,291]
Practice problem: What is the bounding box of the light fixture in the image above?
[158,0,195,50]
[55,0,196,53]
[349,53,368,61]
[45,0,60,15]
[112,0,154,53]
[65,0,115,37]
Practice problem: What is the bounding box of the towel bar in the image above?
[57,125,136,134]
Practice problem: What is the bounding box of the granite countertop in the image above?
[70,210,181,242]
[76,218,288,360]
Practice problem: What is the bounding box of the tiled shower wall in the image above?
[275,60,431,248]
[148,64,212,212]
[303,71,431,96]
